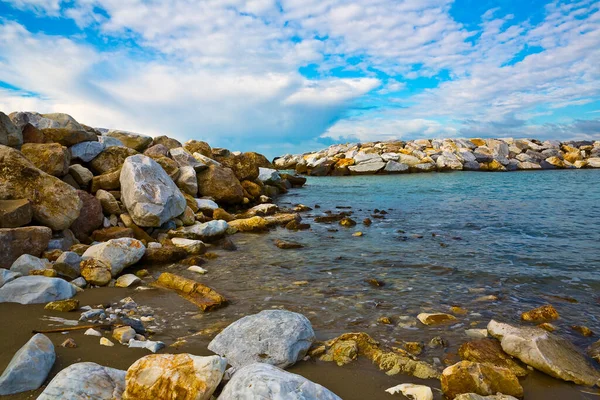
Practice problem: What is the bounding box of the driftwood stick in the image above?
[32,324,118,334]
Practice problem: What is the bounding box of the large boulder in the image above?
[441,361,523,399]
[41,128,97,147]
[0,226,52,268]
[169,147,207,171]
[106,130,153,152]
[218,363,342,400]
[0,269,21,288]
[9,112,84,131]
[123,354,226,400]
[37,362,126,400]
[487,320,600,386]
[0,145,83,230]
[151,135,182,150]
[208,309,315,369]
[70,141,105,162]
[458,339,528,377]
[120,155,186,227]
[69,190,104,242]
[197,164,245,204]
[10,254,49,275]
[0,276,76,304]
[0,334,55,395]
[169,220,229,242]
[0,111,22,148]
[348,161,385,174]
[21,143,71,177]
[217,152,272,181]
[89,146,138,175]
[0,199,32,228]
[184,140,212,157]
[82,237,145,276]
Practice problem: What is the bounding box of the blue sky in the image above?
[0,0,598,158]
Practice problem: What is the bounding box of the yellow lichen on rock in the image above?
[153,272,227,311]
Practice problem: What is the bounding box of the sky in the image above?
[0,0,599,158]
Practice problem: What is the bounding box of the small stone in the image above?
[128,340,165,353]
[538,322,556,332]
[188,265,207,274]
[85,328,103,337]
[385,383,433,400]
[274,239,304,249]
[100,337,114,347]
[352,231,363,237]
[417,313,457,326]
[465,329,488,339]
[378,316,392,324]
[339,217,357,227]
[571,325,593,337]
[61,338,77,348]
[113,326,136,344]
[521,304,559,322]
[115,274,142,288]
[45,299,80,312]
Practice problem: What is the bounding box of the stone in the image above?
[45,298,79,312]
[68,164,93,186]
[53,252,81,280]
[587,157,600,168]
[0,199,32,228]
[9,112,83,131]
[176,165,198,196]
[143,143,170,158]
[169,220,229,242]
[217,152,270,181]
[0,111,22,147]
[141,246,188,264]
[10,254,49,275]
[153,272,227,311]
[0,334,55,395]
[61,338,77,348]
[37,362,126,400]
[521,304,559,322]
[70,140,105,162]
[21,123,45,144]
[21,143,71,177]
[170,147,207,171]
[458,339,528,377]
[115,274,141,288]
[123,354,226,400]
[441,361,523,399]
[417,312,457,325]
[208,309,315,369]
[0,275,76,304]
[91,168,122,193]
[218,363,342,400]
[0,227,52,268]
[245,203,279,217]
[258,167,281,184]
[106,130,153,152]
[184,140,212,157]
[385,384,433,400]
[70,190,104,242]
[80,258,112,286]
[0,268,21,288]
[152,135,182,149]
[197,164,245,204]
[188,265,207,274]
[228,216,269,232]
[91,227,134,241]
[196,198,219,212]
[155,156,180,180]
[488,319,600,386]
[454,395,519,400]
[348,161,386,174]
[113,326,136,344]
[90,146,138,175]
[128,339,165,353]
[517,161,542,170]
[41,128,97,146]
[0,145,83,230]
[171,238,206,255]
[82,238,146,277]
[100,337,114,347]
[275,239,303,249]
[120,155,186,227]
[96,189,121,215]
[384,160,409,173]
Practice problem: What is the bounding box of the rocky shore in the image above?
[274,138,600,175]
[1,111,600,399]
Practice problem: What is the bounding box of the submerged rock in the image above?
[0,276,76,304]
[0,334,55,395]
[487,319,600,386]
[153,272,227,311]
[37,362,126,400]
[417,312,457,325]
[219,363,341,399]
[123,354,226,400]
[521,304,559,322]
[441,361,523,399]
[169,220,229,242]
[208,310,315,369]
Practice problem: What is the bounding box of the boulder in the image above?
[80,258,112,286]
[115,274,141,288]
[91,168,122,193]
[196,198,219,213]
[10,254,49,275]
[208,309,315,369]
[53,251,82,279]
[155,156,180,180]
[9,112,83,131]
[169,147,207,171]
[587,158,600,168]
[151,135,182,150]
[141,246,188,264]
[384,160,409,173]
[123,354,226,400]
[41,128,97,147]
[184,140,212,157]
[171,238,206,255]
[0,334,55,395]
[348,161,386,174]
[143,144,169,159]
[0,199,32,228]
[120,155,186,227]
[0,145,83,230]
[113,326,136,344]
[90,146,138,175]
[44,298,79,312]
[0,275,76,304]
[0,269,21,288]
[70,140,105,162]
[69,164,94,186]
[441,361,523,399]
[0,111,22,148]
[458,339,528,377]
[417,312,457,325]
[257,167,281,184]
[106,130,152,152]
[82,238,145,277]
[228,216,269,233]
[21,143,71,176]
[70,190,104,242]
[217,152,271,181]
[0,226,52,267]
[37,362,126,400]
[218,363,341,400]
[21,123,45,143]
[197,164,245,204]
[487,320,600,386]
[176,166,198,196]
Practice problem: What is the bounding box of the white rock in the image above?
[82,238,146,277]
[100,337,114,347]
[188,265,207,274]
[385,383,433,400]
[465,329,489,339]
[0,334,55,395]
[176,165,198,196]
[172,238,206,254]
[384,160,409,173]
[37,362,126,400]
[169,147,207,171]
[115,274,141,288]
[128,339,165,353]
[0,276,76,304]
[0,268,21,288]
[85,328,103,337]
[171,220,229,241]
[258,167,281,184]
[10,254,48,275]
[120,154,187,227]
[196,198,219,211]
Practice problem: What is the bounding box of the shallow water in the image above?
[2,169,600,399]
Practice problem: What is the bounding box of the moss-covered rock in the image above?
[90,147,138,175]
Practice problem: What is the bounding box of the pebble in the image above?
[85,328,103,337]
[61,338,77,348]
[187,265,207,274]
[100,337,114,347]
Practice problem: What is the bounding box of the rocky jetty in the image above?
[274,138,600,175]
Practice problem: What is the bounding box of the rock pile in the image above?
[274,138,600,175]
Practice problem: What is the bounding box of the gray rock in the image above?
[0,111,22,148]
[474,147,494,163]
[0,276,76,304]
[218,363,341,400]
[71,277,87,288]
[353,152,382,164]
[10,254,49,275]
[82,238,146,277]
[463,161,481,170]
[9,112,84,131]
[196,198,219,212]
[170,220,229,242]
[68,164,94,186]
[0,333,55,395]
[169,147,207,171]
[487,320,600,386]
[384,160,409,173]
[258,167,281,184]
[120,155,186,227]
[348,161,385,174]
[37,362,126,400]
[0,268,21,288]
[397,153,421,166]
[53,251,81,279]
[208,309,315,369]
[47,229,78,251]
[70,141,105,162]
[176,165,198,196]
[97,135,124,148]
[128,339,165,353]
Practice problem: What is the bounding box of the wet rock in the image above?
[587,340,600,362]
[10,254,49,275]
[21,143,71,177]
[454,394,519,400]
[0,334,55,395]
[37,362,126,400]
[385,383,433,400]
[219,363,342,400]
[115,274,141,288]
[100,337,114,347]
[417,312,457,325]
[228,216,269,232]
[41,128,97,147]
[285,219,311,230]
[83,238,145,276]
[70,190,104,242]
[80,258,112,286]
[521,304,559,322]
[153,272,227,311]
[0,199,32,228]
[61,338,77,348]
[275,239,303,249]
[169,220,229,242]
[441,361,523,399]
[91,227,134,241]
[209,310,314,369]
[141,246,188,264]
[197,164,245,204]
[120,154,186,227]
[488,319,600,386]
[45,298,79,312]
[106,130,152,152]
[70,140,105,162]
[171,238,206,255]
[572,325,593,337]
[90,146,138,175]
[339,217,357,227]
[69,164,94,186]
[458,339,528,377]
[0,111,22,147]
[123,354,226,400]
[113,326,136,344]
[0,145,83,230]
